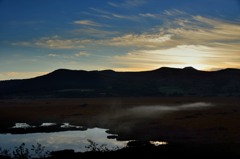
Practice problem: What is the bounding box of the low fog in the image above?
[108,102,213,119]
[128,102,213,116]
[97,102,214,131]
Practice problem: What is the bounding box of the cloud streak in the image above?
[13,36,91,49]
[74,51,90,57]
[88,7,140,21]
[71,28,119,38]
[47,51,90,59]
[73,20,102,27]
[104,34,172,48]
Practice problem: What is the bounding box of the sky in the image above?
[0,0,240,80]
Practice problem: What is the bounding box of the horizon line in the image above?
[1,66,239,81]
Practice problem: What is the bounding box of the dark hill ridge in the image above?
[0,67,240,98]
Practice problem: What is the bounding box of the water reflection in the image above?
[60,123,83,129]
[0,127,128,152]
[150,141,168,146]
[12,123,34,128]
[40,123,56,127]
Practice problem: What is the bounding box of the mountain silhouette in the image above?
[0,67,240,98]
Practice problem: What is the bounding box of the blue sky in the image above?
[0,0,240,80]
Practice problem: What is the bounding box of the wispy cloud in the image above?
[73,20,102,27]
[48,53,58,57]
[74,51,90,57]
[163,9,186,16]
[35,37,89,49]
[12,14,240,53]
[89,7,139,21]
[104,33,172,48]
[71,28,119,38]
[47,52,90,59]
[139,13,160,19]
[100,15,240,51]
[108,0,147,8]
[13,36,91,49]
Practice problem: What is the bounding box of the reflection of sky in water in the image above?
[40,123,56,127]
[150,141,168,146]
[0,128,128,152]
[12,123,34,128]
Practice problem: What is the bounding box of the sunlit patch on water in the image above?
[150,141,168,146]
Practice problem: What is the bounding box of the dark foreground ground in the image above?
[0,97,240,158]
[1,141,240,159]
[48,142,240,159]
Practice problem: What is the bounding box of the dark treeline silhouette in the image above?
[1,141,240,159]
[0,67,240,99]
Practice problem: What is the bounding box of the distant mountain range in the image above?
[0,67,240,98]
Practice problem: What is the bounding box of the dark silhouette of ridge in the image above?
[183,66,198,70]
[0,67,240,98]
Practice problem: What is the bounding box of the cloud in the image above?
[11,10,240,70]
[12,14,240,53]
[47,52,90,59]
[71,28,119,37]
[139,13,159,19]
[75,51,90,57]
[35,37,88,49]
[100,14,240,53]
[73,20,102,27]
[108,0,147,8]
[89,7,139,21]
[103,34,172,48]
[48,54,58,57]
[163,9,186,16]
[82,11,113,19]
[167,16,240,46]
[13,11,240,51]
[13,36,90,49]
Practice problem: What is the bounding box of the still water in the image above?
[0,123,128,152]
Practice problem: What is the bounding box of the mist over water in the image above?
[116,102,213,118]
[131,102,212,113]
[96,102,214,134]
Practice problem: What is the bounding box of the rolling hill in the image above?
[0,67,240,98]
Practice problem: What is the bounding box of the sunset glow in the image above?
[0,0,239,80]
